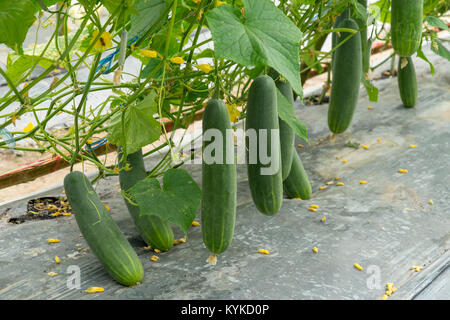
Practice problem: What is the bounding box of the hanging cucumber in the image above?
[246,75,283,216]
[201,99,237,255]
[64,171,143,286]
[397,57,418,108]
[391,0,423,57]
[118,148,174,251]
[332,9,349,67]
[328,18,362,134]
[269,68,294,180]
[356,0,370,76]
[283,150,312,200]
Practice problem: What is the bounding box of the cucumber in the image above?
[118,148,174,251]
[397,57,418,108]
[201,99,237,254]
[64,171,143,286]
[246,75,283,216]
[391,0,423,57]
[357,0,370,76]
[328,18,362,134]
[283,150,312,200]
[332,10,349,67]
[269,68,294,180]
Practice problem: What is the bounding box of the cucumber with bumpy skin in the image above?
[283,150,312,200]
[328,18,362,134]
[201,99,237,254]
[391,0,423,57]
[269,69,294,180]
[64,171,143,286]
[246,75,283,216]
[118,148,174,251]
[397,57,418,108]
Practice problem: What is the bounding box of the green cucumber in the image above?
[64,171,143,286]
[332,10,349,67]
[357,0,370,76]
[201,99,237,254]
[118,148,174,251]
[328,18,362,134]
[283,150,312,200]
[391,0,423,57]
[269,68,294,180]
[246,75,283,216]
[397,57,418,108]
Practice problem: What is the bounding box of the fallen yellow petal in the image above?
[191,221,200,226]
[308,207,317,212]
[362,145,369,150]
[150,255,160,262]
[377,138,381,143]
[62,212,72,216]
[319,186,327,190]
[48,272,58,277]
[54,256,61,264]
[429,200,433,205]
[297,144,303,148]
[321,216,326,222]
[353,263,363,271]
[398,169,408,173]
[310,204,319,209]
[206,254,217,265]
[360,180,368,184]
[85,287,104,294]
[381,295,388,300]
[335,177,341,180]
[409,144,417,148]
[342,159,348,164]
[258,249,270,255]
[326,181,334,185]
[47,239,60,243]
[367,106,373,110]
[154,249,161,253]
[313,246,318,253]
[336,182,344,186]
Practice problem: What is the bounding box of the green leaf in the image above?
[417,44,435,75]
[107,91,161,153]
[0,0,37,50]
[276,89,309,144]
[431,40,450,62]
[425,16,449,32]
[129,0,168,38]
[141,58,163,79]
[129,168,202,235]
[206,0,303,97]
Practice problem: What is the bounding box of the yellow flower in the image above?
[23,122,34,133]
[90,30,113,51]
[217,1,227,6]
[196,64,212,73]
[192,0,201,4]
[140,49,158,58]
[85,287,104,294]
[226,103,241,123]
[170,56,184,64]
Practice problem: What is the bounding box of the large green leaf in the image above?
[206,0,303,97]
[107,91,161,154]
[417,43,435,75]
[129,0,168,38]
[0,0,37,50]
[425,16,449,32]
[276,89,309,144]
[129,168,202,235]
